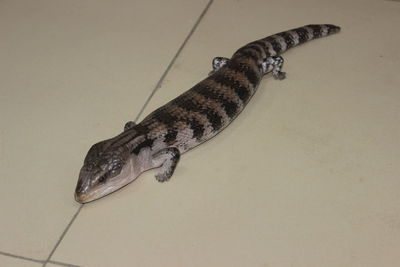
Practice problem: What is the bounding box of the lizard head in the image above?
[75,139,135,203]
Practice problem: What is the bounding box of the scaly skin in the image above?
[75,24,341,203]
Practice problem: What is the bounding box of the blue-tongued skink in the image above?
[75,24,341,203]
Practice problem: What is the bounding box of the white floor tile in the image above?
[0,254,42,267]
[0,0,210,260]
[4,0,400,266]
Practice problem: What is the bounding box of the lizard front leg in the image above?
[209,57,230,75]
[124,121,136,131]
[152,147,181,182]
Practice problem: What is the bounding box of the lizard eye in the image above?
[115,162,123,170]
[110,164,122,175]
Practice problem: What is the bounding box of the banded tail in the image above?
[233,24,341,59]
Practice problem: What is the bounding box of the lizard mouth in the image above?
[75,157,137,203]
[74,191,91,203]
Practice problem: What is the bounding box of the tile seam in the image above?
[133,0,214,122]
[48,260,81,267]
[42,205,83,267]
[0,250,45,264]
[10,1,216,267]
[0,251,81,266]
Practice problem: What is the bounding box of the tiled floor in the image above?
[1,0,399,266]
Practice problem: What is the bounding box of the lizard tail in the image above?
[233,24,341,59]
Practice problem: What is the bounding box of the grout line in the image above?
[42,205,83,267]
[133,0,214,123]
[0,252,80,267]
[0,251,44,264]
[1,2,215,267]
[48,260,82,267]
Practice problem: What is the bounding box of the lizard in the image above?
[75,24,341,203]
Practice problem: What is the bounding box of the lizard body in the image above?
[75,24,340,203]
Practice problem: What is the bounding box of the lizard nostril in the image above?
[98,176,106,183]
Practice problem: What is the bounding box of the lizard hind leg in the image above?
[262,56,286,80]
[152,147,181,182]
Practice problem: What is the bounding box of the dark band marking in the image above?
[149,109,175,127]
[186,118,206,139]
[293,28,309,44]
[242,43,265,58]
[149,107,206,140]
[249,40,273,58]
[306,25,323,38]
[264,36,282,54]
[226,59,260,88]
[212,71,251,103]
[277,32,296,49]
[191,82,239,118]
[187,119,205,139]
[232,47,260,62]
[219,98,238,118]
[172,95,223,132]
[168,105,207,140]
